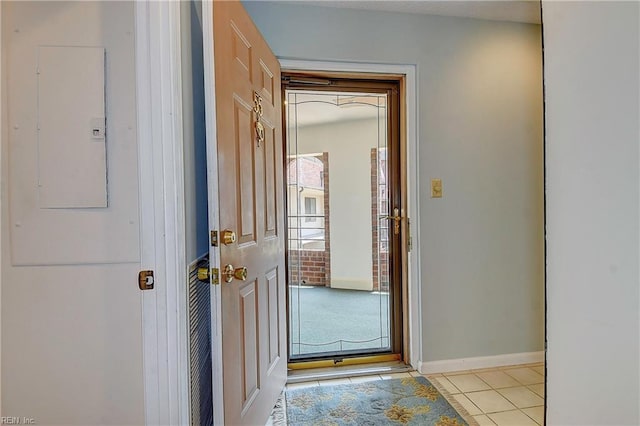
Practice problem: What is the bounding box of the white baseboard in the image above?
[418,351,544,375]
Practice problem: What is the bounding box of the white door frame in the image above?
[201,1,225,424]
[135,2,190,425]
[136,2,226,424]
[280,59,422,369]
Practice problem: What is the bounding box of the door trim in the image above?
[201,1,225,424]
[135,2,190,425]
[283,76,403,362]
[279,59,422,370]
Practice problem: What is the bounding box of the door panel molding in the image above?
[264,126,278,238]
[233,96,257,244]
[265,267,280,368]
[239,280,260,409]
[280,59,422,370]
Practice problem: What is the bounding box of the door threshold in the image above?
[287,360,412,384]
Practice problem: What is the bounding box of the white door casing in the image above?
[135,2,189,425]
[201,1,225,424]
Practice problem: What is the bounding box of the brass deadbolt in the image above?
[221,229,237,245]
[223,264,248,283]
[197,267,210,282]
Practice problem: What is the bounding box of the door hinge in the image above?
[210,230,218,247]
[211,267,220,285]
[138,270,154,290]
[407,218,412,252]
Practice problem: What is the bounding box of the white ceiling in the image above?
[286,0,541,25]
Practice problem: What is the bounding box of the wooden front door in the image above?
[212,1,286,424]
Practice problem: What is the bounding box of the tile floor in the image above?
[427,363,545,425]
[280,362,545,426]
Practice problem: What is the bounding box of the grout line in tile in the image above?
[466,366,510,374]
[442,370,474,376]
[522,408,543,425]
[472,414,497,425]
[451,393,483,416]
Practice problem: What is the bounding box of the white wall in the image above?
[543,2,640,424]
[295,118,381,290]
[245,1,544,362]
[1,2,144,424]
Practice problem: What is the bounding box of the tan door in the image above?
[212,1,286,425]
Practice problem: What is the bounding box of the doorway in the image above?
[282,73,405,367]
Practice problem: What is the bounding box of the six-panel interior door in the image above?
[212,1,287,425]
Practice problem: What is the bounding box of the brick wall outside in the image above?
[289,249,329,286]
[322,152,331,286]
[371,149,389,292]
[287,156,324,189]
[288,153,331,287]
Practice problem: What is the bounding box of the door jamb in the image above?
[135,2,190,425]
[279,59,422,370]
[201,1,225,424]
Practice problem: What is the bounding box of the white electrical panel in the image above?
[37,46,107,208]
[8,41,141,266]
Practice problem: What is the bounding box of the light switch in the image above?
[431,178,442,198]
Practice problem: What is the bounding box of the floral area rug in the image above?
[285,376,475,425]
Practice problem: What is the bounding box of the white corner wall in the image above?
[543,1,640,424]
[1,2,144,424]
[244,1,545,362]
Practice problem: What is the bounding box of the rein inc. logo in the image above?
[1,418,35,425]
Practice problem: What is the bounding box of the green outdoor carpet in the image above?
[289,286,390,356]
[285,377,472,426]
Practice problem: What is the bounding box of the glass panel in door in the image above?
[286,89,392,360]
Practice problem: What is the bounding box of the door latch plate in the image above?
[138,270,154,290]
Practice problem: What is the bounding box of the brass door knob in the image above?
[221,229,237,245]
[197,267,210,282]
[223,264,248,282]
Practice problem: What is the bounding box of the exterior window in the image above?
[304,197,316,222]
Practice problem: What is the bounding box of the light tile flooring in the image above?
[428,363,545,425]
[280,363,545,426]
